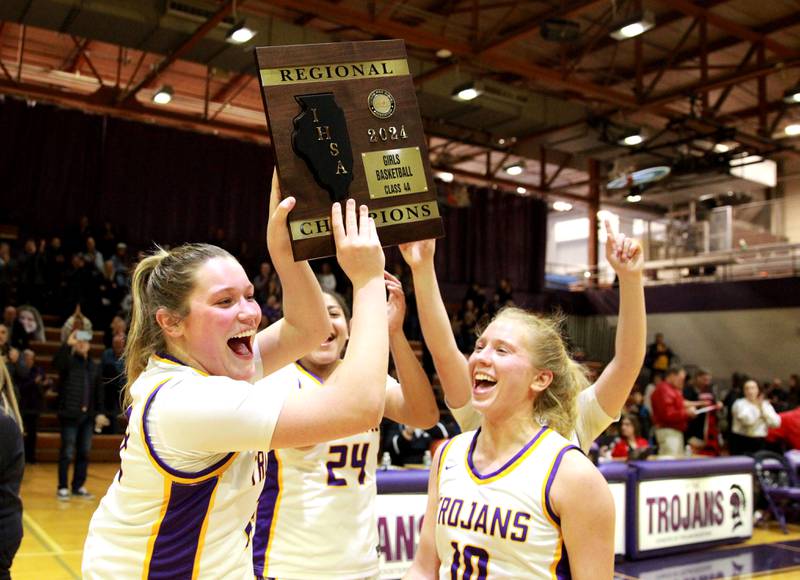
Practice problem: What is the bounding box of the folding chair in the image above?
[753,450,800,534]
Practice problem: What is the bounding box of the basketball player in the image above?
[252,273,445,580]
[399,219,645,452]
[405,308,615,579]
[82,174,390,579]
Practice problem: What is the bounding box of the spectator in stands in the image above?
[53,330,106,500]
[83,237,104,274]
[645,333,674,381]
[730,379,781,456]
[253,261,274,304]
[386,422,451,466]
[316,261,337,293]
[767,406,800,450]
[0,361,23,580]
[17,238,46,308]
[12,305,45,350]
[788,374,800,410]
[611,414,649,460]
[60,304,93,344]
[0,325,9,362]
[766,377,790,413]
[63,254,102,322]
[15,349,50,463]
[64,214,92,256]
[110,243,129,281]
[624,385,652,441]
[651,367,696,456]
[1,308,21,349]
[261,294,282,327]
[103,313,127,348]
[463,282,486,312]
[684,369,722,456]
[496,277,513,305]
[0,243,14,307]
[100,333,126,434]
[97,221,118,260]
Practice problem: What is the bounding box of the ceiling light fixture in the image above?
[553,201,573,212]
[436,171,454,182]
[516,186,527,195]
[610,11,655,40]
[619,132,644,146]
[452,81,482,101]
[152,85,173,105]
[785,124,800,136]
[504,162,524,176]
[783,86,800,104]
[436,48,453,59]
[626,194,642,203]
[226,21,256,44]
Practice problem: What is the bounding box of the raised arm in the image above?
[399,240,471,409]
[255,170,330,376]
[592,220,646,417]
[270,201,389,448]
[383,271,439,429]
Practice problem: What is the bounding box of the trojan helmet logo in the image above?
[729,484,746,531]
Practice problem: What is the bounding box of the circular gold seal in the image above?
[368,89,396,119]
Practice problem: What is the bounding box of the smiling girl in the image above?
[82,174,390,580]
[405,309,615,579]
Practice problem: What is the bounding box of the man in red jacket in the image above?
[652,367,696,456]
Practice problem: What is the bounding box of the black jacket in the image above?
[0,411,23,548]
[53,344,102,419]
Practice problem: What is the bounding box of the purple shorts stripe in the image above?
[146,477,218,579]
[544,444,579,525]
[252,450,281,577]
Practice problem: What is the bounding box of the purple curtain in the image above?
[0,98,273,254]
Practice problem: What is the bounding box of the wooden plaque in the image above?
[255,40,444,261]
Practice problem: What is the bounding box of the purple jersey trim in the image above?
[253,450,281,577]
[544,444,580,525]
[147,477,218,579]
[466,426,548,481]
[142,381,235,479]
[294,360,324,384]
[154,351,189,367]
[555,543,572,580]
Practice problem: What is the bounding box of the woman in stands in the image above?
[82,173,390,580]
[399,220,646,453]
[405,307,615,579]
[730,379,781,455]
[611,413,649,459]
[252,274,445,579]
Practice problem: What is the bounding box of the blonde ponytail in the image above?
[123,243,233,407]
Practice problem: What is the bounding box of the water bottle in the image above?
[380,451,392,470]
[423,450,432,468]
[684,443,692,458]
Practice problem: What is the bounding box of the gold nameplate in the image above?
[361,147,428,199]
[290,200,440,241]
[260,59,410,87]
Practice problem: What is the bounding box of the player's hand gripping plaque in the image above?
[255,40,444,260]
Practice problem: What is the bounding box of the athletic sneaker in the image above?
[57,488,71,501]
[72,487,95,500]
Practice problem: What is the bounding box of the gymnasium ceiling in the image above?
[1,0,799,211]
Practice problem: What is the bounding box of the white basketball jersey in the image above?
[435,427,578,579]
[83,354,288,579]
[253,362,392,579]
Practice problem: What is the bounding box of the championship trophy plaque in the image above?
[255,40,444,260]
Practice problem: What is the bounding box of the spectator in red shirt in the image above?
[652,367,696,456]
[612,414,649,460]
[767,407,800,450]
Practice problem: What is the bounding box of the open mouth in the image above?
[227,329,255,357]
[321,331,336,346]
[473,372,497,394]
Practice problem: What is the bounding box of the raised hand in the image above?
[385,271,406,334]
[331,199,384,286]
[398,239,436,271]
[266,169,296,264]
[604,220,643,278]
